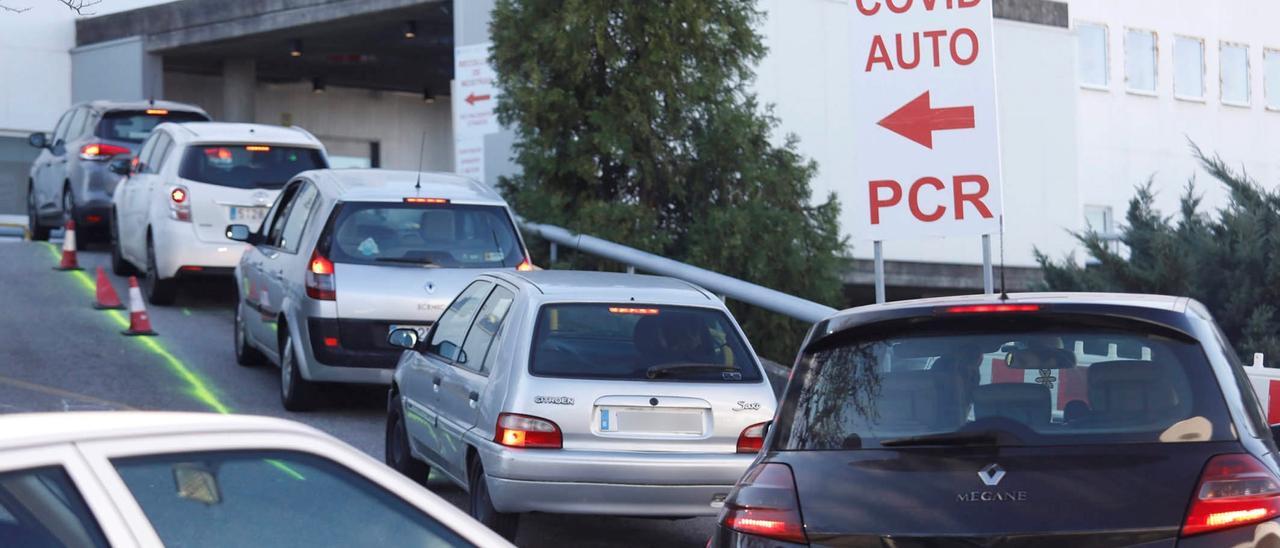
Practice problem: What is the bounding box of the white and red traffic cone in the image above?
[92,266,125,310]
[53,220,82,271]
[121,276,157,336]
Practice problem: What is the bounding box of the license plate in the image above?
[229,206,267,223]
[389,324,432,340]
[598,406,703,434]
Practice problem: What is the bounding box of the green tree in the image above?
[1037,146,1280,361]
[490,0,848,360]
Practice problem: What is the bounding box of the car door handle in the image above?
[468,391,480,408]
[433,377,441,392]
[270,272,284,281]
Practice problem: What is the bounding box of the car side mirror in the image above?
[108,158,132,175]
[28,132,47,149]
[225,224,260,245]
[388,328,420,351]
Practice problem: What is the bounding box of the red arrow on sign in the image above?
[465,93,491,106]
[877,91,975,149]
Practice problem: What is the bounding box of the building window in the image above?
[1076,22,1109,88]
[1173,36,1205,100]
[1084,205,1120,255]
[1266,49,1280,110]
[1221,42,1251,106]
[1124,29,1157,93]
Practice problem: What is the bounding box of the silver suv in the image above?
[226,169,531,411]
[27,100,210,240]
[384,271,778,540]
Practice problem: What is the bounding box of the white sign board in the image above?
[849,0,1003,241]
[453,42,500,141]
[454,137,485,183]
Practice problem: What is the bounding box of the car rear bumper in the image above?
[474,441,754,516]
[296,317,396,385]
[153,221,251,278]
[486,476,734,516]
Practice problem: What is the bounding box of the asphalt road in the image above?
[0,232,713,547]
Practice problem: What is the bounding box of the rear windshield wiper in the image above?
[879,430,1011,448]
[374,257,439,267]
[645,363,740,379]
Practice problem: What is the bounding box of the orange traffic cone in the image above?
[121,276,157,336]
[92,266,125,310]
[53,220,82,271]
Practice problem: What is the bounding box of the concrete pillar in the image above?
[222,58,257,123]
[71,37,164,103]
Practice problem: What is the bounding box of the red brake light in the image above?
[720,463,807,544]
[736,422,769,454]
[944,304,1040,314]
[1182,454,1280,537]
[516,258,535,272]
[79,143,131,161]
[170,188,187,203]
[305,250,336,300]
[495,413,562,449]
[608,307,660,315]
[404,197,450,204]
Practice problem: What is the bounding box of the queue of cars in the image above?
[22,101,1280,546]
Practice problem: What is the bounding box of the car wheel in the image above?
[234,301,267,367]
[109,211,137,275]
[469,462,519,541]
[385,396,431,486]
[143,236,177,306]
[26,186,49,241]
[280,333,319,411]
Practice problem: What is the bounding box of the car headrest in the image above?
[973,383,1051,424]
[632,316,664,358]
[875,370,964,430]
[1087,360,1178,416]
[420,210,456,242]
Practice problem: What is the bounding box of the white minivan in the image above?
[110,123,328,304]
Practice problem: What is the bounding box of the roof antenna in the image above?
[414,130,427,193]
[998,214,1009,301]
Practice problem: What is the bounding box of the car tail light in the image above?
[1182,454,1280,537]
[944,304,1040,314]
[168,186,191,222]
[80,143,131,161]
[495,413,562,449]
[736,422,769,453]
[516,258,534,271]
[404,197,449,204]
[145,108,169,115]
[719,463,807,544]
[305,250,336,301]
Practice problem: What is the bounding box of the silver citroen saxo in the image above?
[384,270,778,540]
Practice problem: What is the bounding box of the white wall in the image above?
[753,0,1079,267]
[164,72,454,172]
[1065,0,1280,232]
[0,0,171,135]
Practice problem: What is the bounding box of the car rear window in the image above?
[179,145,326,189]
[96,110,209,142]
[325,202,525,269]
[775,317,1234,450]
[529,304,762,382]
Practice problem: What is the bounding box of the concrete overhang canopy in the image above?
[77,0,454,94]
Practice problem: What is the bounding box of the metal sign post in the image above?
[982,234,994,295]
[874,241,886,304]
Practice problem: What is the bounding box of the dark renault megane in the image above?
[713,293,1280,547]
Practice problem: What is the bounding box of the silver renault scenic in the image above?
[384,271,778,540]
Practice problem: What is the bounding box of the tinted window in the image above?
[776,318,1235,450]
[135,133,160,172]
[63,109,88,143]
[326,203,525,269]
[265,184,301,247]
[0,466,109,548]
[530,304,761,382]
[458,286,515,373]
[96,110,209,143]
[51,110,73,145]
[277,184,319,253]
[144,134,172,174]
[113,450,472,548]
[428,281,493,362]
[179,145,326,190]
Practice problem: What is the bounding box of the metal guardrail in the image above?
[520,221,838,324]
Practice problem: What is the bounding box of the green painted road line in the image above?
[45,243,233,415]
